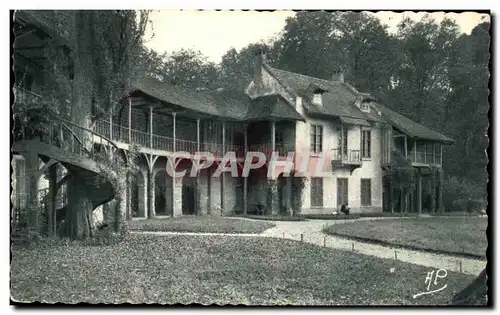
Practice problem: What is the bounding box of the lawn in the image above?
[302,212,417,220]
[324,217,488,259]
[302,212,483,221]
[128,216,275,234]
[11,234,476,305]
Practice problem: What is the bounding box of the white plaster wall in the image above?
[296,118,384,214]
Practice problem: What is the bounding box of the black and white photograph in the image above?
[9,5,491,307]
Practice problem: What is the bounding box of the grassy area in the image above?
[11,234,476,305]
[230,214,307,221]
[302,212,417,220]
[302,212,483,221]
[324,217,487,259]
[128,216,275,234]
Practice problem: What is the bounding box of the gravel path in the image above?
[260,219,486,276]
[132,217,486,276]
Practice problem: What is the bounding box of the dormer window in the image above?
[360,102,370,112]
[307,84,327,106]
[313,92,322,106]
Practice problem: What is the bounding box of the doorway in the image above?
[182,179,196,215]
[337,178,348,207]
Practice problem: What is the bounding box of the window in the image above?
[338,126,348,156]
[310,124,323,153]
[362,130,371,158]
[337,178,348,206]
[434,143,442,164]
[275,128,285,155]
[275,128,284,146]
[311,178,323,207]
[426,143,434,164]
[360,102,370,112]
[361,179,372,206]
[313,93,322,105]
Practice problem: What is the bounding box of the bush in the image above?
[234,214,306,221]
[443,177,486,213]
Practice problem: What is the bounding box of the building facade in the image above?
[12,11,455,229]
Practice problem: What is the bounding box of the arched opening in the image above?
[154,170,172,216]
[131,171,146,218]
[182,176,196,215]
[277,174,291,215]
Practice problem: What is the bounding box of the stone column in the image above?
[221,122,225,211]
[173,176,183,216]
[196,118,201,215]
[147,170,154,219]
[388,175,394,213]
[25,150,40,233]
[126,172,132,220]
[416,168,422,215]
[285,177,292,215]
[207,166,212,215]
[430,167,437,214]
[270,121,276,152]
[437,167,444,213]
[243,124,248,215]
[268,179,279,215]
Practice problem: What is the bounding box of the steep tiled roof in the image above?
[264,65,377,121]
[131,77,304,122]
[372,103,455,144]
[264,64,454,143]
[132,77,221,116]
[245,94,305,122]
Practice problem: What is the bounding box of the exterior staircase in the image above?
[12,112,122,235]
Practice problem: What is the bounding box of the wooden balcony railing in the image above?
[409,151,441,165]
[332,148,362,174]
[93,119,272,159]
[332,148,362,164]
[247,143,295,157]
[175,138,197,155]
[131,129,150,148]
[404,147,442,165]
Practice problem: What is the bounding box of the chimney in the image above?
[253,51,266,87]
[332,69,344,83]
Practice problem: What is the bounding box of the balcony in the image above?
[331,148,362,174]
[408,149,442,167]
[94,119,251,159]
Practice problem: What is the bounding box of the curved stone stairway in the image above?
[12,115,122,237]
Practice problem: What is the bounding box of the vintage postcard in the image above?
[10,9,490,306]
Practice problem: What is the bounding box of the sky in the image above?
[144,10,490,63]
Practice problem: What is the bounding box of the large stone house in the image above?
[245,53,455,214]
[12,11,455,231]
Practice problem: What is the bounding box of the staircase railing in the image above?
[13,87,123,167]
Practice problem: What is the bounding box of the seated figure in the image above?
[340,204,350,215]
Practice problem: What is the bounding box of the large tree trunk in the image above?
[60,175,93,240]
